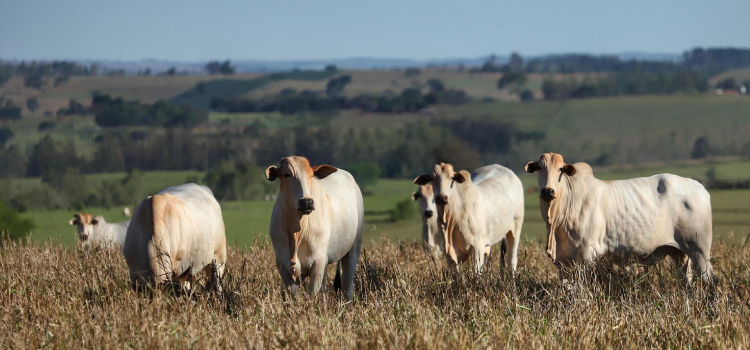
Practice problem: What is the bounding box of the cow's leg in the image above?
[687,250,714,284]
[505,230,521,274]
[472,246,486,275]
[275,261,298,299]
[340,249,361,302]
[483,245,492,269]
[204,261,226,293]
[673,251,692,285]
[306,256,327,298]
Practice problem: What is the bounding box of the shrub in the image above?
[388,199,416,222]
[0,200,35,239]
[203,162,272,201]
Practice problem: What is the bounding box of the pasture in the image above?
[3,236,750,348]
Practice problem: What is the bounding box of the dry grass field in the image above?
[3,236,750,349]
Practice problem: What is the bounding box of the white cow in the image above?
[414,163,524,274]
[525,152,714,283]
[265,156,364,301]
[122,183,227,291]
[412,183,444,263]
[69,213,130,251]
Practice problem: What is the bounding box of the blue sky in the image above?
[1,0,748,61]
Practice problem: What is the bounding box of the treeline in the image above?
[541,71,709,100]
[211,78,468,114]
[478,48,750,75]
[0,60,102,88]
[92,93,207,128]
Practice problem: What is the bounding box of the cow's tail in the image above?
[334,261,342,292]
[501,238,507,267]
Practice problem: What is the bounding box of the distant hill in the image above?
[21,52,682,74]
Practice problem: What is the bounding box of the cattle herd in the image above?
[68,152,716,300]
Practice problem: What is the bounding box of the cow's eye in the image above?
[559,167,564,172]
[284,174,291,178]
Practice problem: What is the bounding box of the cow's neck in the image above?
[442,181,478,263]
[282,181,331,276]
[546,174,603,260]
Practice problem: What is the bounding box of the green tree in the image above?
[427,78,445,92]
[0,128,13,147]
[26,97,39,113]
[520,89,534,102]
[42,167,89,209]
[0,100,22,122]
[691,137,710,159]
[203,162,270,201]
[497,72,527,89]
[325,75,352,97]
[27,135,80,177]
[347,162,381,190]
[219,60,235,75]
[0,200,35,239]
[509,52,524,73]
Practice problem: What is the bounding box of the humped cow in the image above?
[265,156,364,301]
[525,152,714,283]
[414,163,524,274]
[122,183,227,291]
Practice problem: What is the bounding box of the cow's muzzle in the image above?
[424,209,434,218]
[79,233,89,242]
[298,198,314,215]
[540,188,555,202]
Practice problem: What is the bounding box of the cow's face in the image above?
[69,213,99,244]
[412,183,436,221]
[265,156,337,215]
[525,153,577,203]
[414,163,468,207]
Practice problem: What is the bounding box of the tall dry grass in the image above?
[2,236,750,349]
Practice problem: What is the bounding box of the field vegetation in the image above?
[3,236,750,348]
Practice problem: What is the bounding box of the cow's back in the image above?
[471,164,524,212]
[595,174,712,256]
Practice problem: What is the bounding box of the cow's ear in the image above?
[413,175,431,185]
[562,164,577,176]
[265,165,279,181]
[69,218,78,226]
[453,172,467,184]
[313,165,338,179]
[412,191,421,201]
[525,161,540,173]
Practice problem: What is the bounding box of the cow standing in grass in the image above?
[69,213,130,251]
[123,183,227,291]
[412,183,443,263]
[265,156,364,301]
[414,163,524,274]
[525,152,714,283]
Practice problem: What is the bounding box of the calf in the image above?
[412,183,443,263]
[69,213,130,251]
[415,163,524,274]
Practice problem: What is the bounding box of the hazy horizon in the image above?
[1,0,748,61]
